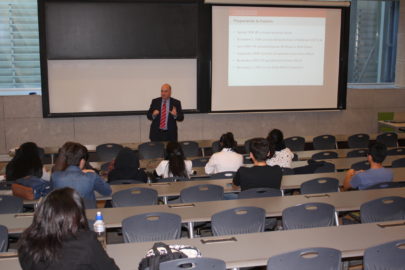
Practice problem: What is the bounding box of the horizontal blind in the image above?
[0,0,41,91]
[348,0,399,84]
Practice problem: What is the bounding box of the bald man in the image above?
[147,83,184,142]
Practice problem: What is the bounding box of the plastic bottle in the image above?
[93,211,107,249]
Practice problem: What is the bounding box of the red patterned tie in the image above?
[160,100,167,129]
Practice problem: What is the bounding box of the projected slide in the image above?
[212,6,343,111]
[228,10,326,86]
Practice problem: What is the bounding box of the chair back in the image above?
[314,162,335,173]
[112,187,158,207]
[211,141,220,153]
[83,199,97,210]
[364,239,405,270]
[209,171,236,180]
[392,157,405,168]
[347,133,370,148]
[109,179,144,185]
[180,184,224,203]
[138,142,165,160]
[37,147,46,163]
[267,247,341,270]
[313,135,337,150]
[122,212,181,242]
[360,196,405,223]
[284,136,305,152]
[211,206,265,236]
[387,147,405,156]
[282,202,336,230]
[0,195,23,214]
[160,258,226,270]
[96,143,123,162]
[376,132,398,147]
[346,149,367,158]
[238,188,282,199]
[300,178,339,194]
[0,225,8,252]
[156,177,189,183]
[180,141,200,158]
[311,151,338,160]
[191,157,209,167]
[244,138,254,154]
[351,160,370,171]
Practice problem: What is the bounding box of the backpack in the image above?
[138,242,200,270]
[11,176,51,200]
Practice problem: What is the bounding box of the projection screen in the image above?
[211,5,344,111]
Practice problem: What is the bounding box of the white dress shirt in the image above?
[205,148,243,174]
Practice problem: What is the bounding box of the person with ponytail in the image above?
[205,132,243,174]
[155,142,193,178]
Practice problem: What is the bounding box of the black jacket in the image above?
[19,231,120,270]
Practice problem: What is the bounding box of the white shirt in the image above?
[266,147,294,168]
[205,148,243,174]
[155,160,193,178]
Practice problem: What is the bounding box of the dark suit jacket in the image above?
[147,97,184,141]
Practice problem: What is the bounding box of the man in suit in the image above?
[147,83,184,142]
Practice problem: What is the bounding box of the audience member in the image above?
[51,142,112,207]
[266,129,294,168]
[108,147,147,183]
[343,142,393,190]
[233,138,282,191]
[18,187,119,270]
[205,132,243,174]
[6,142,47,181]
[155,141,193,178]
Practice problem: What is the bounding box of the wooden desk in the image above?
[2,187,404,236]
[106,168,405,203]
[290,155,405,170]
[2,221,404,270]
[294,148,397,160]
[378,121,405,133]
[106,220,405,270]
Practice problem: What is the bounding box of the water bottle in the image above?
[93,211,107,249]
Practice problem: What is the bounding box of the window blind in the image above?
[0,0,41,93]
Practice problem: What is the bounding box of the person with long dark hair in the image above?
[155,142,193,178]
[205,132,243,174]
[51,142,112,207]
[5,142,44,181]
[18,187,119,270]
[108,147,147,183]
[266,129,294,168]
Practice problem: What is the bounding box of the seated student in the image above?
[266,129,294,168]
[343,142,393,190]
[233,138,283,191]
[18,187,119,270]
[51,142,112,206]
[155,141,193,179]
[6,142,46,181]
[108,147,148,183]
[205,132,243,174]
